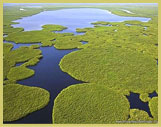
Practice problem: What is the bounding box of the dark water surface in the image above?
[3,41,42,50]
[149,91,158,98]
[4,44,83,124]
[126,92,153,117]
[4,8,153,124]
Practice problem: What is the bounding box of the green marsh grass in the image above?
[3,4,158,123]
[53,83,130,124]
[59,46,157,94]
[3,84,50,121]
[149,97,158,121]
[3,43,42,82]
[128,109,153,122]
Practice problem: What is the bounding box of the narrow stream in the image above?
[3,41,42,50]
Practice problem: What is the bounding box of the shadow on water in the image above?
[4,45,84,124]
[126,92,153,117]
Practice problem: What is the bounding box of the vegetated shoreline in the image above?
[4,4,156,35]
[3,41,85,123]
[3,4,158,123]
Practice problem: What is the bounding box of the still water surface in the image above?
[12,8,151,33]
[5,8,155,123]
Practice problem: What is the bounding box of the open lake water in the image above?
[12,8,150,33]
[4,8,155,123]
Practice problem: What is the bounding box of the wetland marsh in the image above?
[3,3,158,124]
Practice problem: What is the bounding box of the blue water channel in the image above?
[4,41,83,124]
[4,8,156,124]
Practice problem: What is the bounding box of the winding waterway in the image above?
[4,8,155,123]
[5,44,83,123]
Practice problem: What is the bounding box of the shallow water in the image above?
[12,8,151,34]
[4,8,153,124]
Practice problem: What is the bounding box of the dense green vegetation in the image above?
[4,25,83,48]
[77,19,157,59]
[54,35,83,49]
[4,30,56,43]
[128,109,153,122]
[3,4,158,123]
[3,84,50,121]
[56,5,158,123]
[149,97,158,121]
[3,43,42,83]
[42,24,67,32]
[53,83,130,123]
[3,26,24,35]
[60,46,157,94]
[7,66,34,81]
[139,93,151,102]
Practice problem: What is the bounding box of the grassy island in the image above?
[3,84,50,122]
[53,83,130,124]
